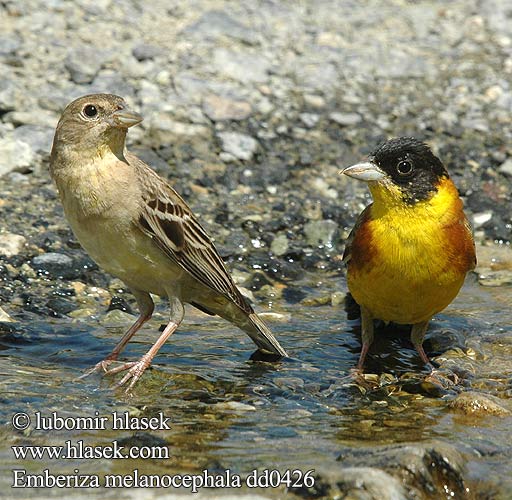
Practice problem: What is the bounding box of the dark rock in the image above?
[282,286,307,304]
[31,253,78,279]
[335,441,469,499]
[46,297,76,316]
[107,296,133,314]
[245,271,272,291]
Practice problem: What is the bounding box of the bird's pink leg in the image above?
[106,297,185,392]
[80,290,154,378]
[355,306,374,371]
[410,319,433,367]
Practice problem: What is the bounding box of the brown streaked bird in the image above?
[50,93,288,391]
[340,138,476,372]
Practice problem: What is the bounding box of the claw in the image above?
[78,358,116,379]
[115,356,152,392]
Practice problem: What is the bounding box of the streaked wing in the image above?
[129,153,252,314]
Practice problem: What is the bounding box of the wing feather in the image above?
[128,153,252,314]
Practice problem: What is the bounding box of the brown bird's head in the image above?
[50,94,142,164]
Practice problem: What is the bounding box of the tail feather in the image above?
[246,313,288,357]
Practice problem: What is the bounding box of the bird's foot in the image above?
[78,357,117,379]
[336,368,380,391]
[424,367,458,389]
[102,355,152,392]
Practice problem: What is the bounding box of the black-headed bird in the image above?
[340,137,476,371]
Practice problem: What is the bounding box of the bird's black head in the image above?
[370,137,449,204]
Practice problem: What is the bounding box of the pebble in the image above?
[0,233,26,257]
[184,9,257,45]
[215,401,256,411]
[329,112,363,126]
[498,158,512,176]
[270,233,289,256]
[12,125,54,154]
[65,47,104,84]
[100,309,135,326]
[132,43,164,61]
[450,391,511,416]
[31,252,77,279]
[217,131,259,161]
[0,306,15,322]
[202,94,252,121]
[0,137,35,176]
[303,220,339,248]
[212,48,270,83]
[299,113,320,128]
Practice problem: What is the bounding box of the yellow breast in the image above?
[347,177,475,324]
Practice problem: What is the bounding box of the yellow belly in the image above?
[348,262,465,324]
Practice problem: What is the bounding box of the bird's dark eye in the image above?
[397,159,413,176]
[83,104,98,118]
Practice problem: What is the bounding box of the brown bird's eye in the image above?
[397,159,413,176]
[83,104,98,118]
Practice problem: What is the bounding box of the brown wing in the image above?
[342,204,373,265]
[128,153,252,314]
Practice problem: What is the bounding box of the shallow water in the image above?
[1,275,511,498]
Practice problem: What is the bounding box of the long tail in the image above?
[191,299,288,357]
[245,313,288,357]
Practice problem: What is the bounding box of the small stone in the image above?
[498,158,512,176]
[0,306,15,322]
[32,252,77,279]
[46,297,76,316]
[0,36,21,56]
[202,94,252,121]
[472,211,493,228]
[0,233,26,257]
[299,113,319,128]
[329,112,362,126]
[478,270,512,287]
[0,137,35,176]
[100,309,136,326]
[132,43,164,61]
[107,296,133,314]
[450,391,511,416]
[12,125,54,154]
[65,48,104,84]
[331,292,345,306]
[217,132,258,161]
[90,70,135,98]
[184,10,257,45]
[0,79,17,112]
[334,467,407,499]
[6,111,57,128]
[303,220,339,248]
[270,233,289,256]
[212,48,270,83]
[303,94,326,108]
[148,113,209,138]
[215,401,256,411]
